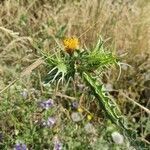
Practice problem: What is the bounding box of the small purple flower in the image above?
[54,141,63,150]
[71,101,79,110]
[14,143,27,150]
[42,117,56,127]
[40,99,54,109]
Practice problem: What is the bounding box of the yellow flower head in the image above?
[77,107,83,113]
[87,114,92,121]
[63,37,79,54]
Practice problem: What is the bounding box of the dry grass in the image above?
[0,0,150,148]
[0,0,149,93]
[0,0,149,102]
[0,0,149,112]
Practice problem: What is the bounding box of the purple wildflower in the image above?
[53,137,63,150]
[40,99,54,109]
[42,117,56,127]
[54,141,63,150]
[14,143,27,150]
[71,101,79,110]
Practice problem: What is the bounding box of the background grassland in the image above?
[0,0,150,149]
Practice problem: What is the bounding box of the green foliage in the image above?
[0,0,149,149]
[42,36,149,149]
[82,72,149,149]
[55,25,67,39]
[43,37,117,83]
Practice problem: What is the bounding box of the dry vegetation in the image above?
[0,0,149,149]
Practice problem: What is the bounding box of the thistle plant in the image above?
[42,36,147,149]
[43,37,116,83]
